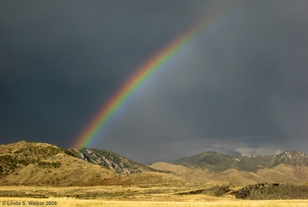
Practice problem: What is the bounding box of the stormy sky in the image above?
[1,1,307,164]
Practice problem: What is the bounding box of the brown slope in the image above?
[213,168,268,184]
[149,162,221,185]
[149,162,266,185]
[0,141,115,186]
[256,164,308,183]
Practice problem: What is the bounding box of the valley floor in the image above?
[0,185,308,206]
[0,197,308,207]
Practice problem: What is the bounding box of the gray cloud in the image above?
[1,1,306,163]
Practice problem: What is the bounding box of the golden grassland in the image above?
[1,186,308,207]
[1,197,308,207]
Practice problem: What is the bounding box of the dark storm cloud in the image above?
[1,1,197,145]
[1,1,306,163]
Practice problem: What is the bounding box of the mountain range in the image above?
[0,141,307,186]
[173,150,308,172]
[150,150,308,185]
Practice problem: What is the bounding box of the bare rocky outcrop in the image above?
[69,148,173,175]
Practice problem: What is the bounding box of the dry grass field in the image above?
[0,186,308,207]
[1,197,308,207]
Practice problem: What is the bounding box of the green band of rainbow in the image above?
[73,3,239,149]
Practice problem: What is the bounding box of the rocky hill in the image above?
[173,151,308,173]
[69,148,171,174]
[0,141,185,187]
[0,141,115,186]
[0,141,77,177]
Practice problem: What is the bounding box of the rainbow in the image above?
[73,3,239,149]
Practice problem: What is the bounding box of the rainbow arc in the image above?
[73,3,239,149]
